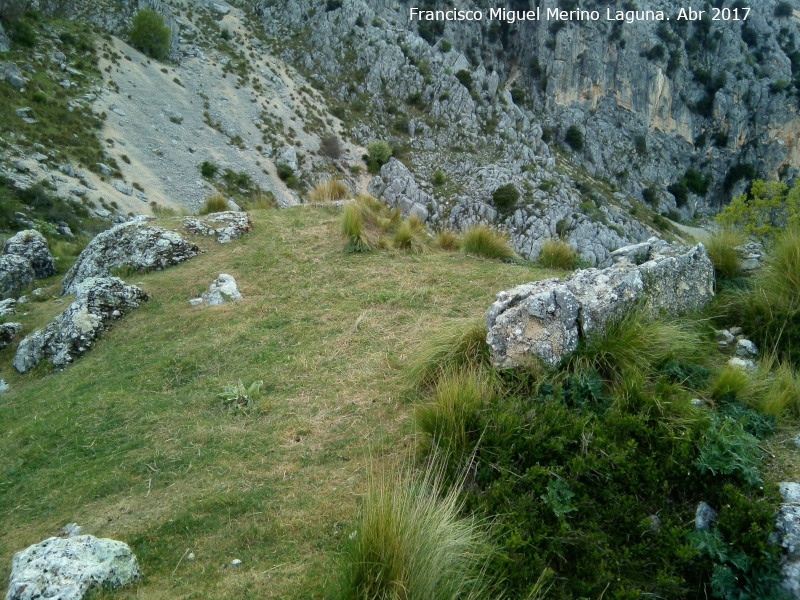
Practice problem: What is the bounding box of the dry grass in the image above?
[199,192,229,215]
[308,178,350,204]
[538,238,579,270]
[0,206,552,600]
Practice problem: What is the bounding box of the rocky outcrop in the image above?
[3,230,57,279]
[486,239,714,368]
[776,483,800,599]
[0,298,16,318]
[190,273,243,307]
[368,159,433,222]
[0,255,35,300]
[61,216,200,294]
[5,533,140,600]
[182,212,253,243]
[0,322,22,350]
[13,277,148,372]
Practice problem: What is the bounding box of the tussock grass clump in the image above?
[393,215,428,251]
[308,178,349,203]
[416,367,497,460]
[247,189,277,210]
[199,192,229,215]
[436,230,461,251]
[570,310,709,390]
[722,228,800,366]
[336,461,498,600]
[716,357,800,418]
[405,319,489,390]
[538,238,579,270]
[462,225,516,261]
[706,228,744,280]
[341,203,373,252]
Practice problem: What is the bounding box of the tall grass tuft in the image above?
[308,178,349,203]
[336,460,498,600]
[341,203,373,252]
[393,215,428,251]
[405,319,489,390]
[416,367,497,460]
[538,238,579,270]
[462,225,516,261]
[570,310,709,389]
[199,192,229,215]
[706,228,744,280]
[436,230,461,251]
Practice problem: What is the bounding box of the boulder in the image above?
[777,483,800,599]
[61,216,201,294]
[5,534,140,600]
[3,230,57,278]
[4,62,24,88]
[0,298,16,318]
[487,239,715,368]
[0,322,22,349]
[368,158,432,222]
[0,255,35,300]
[182,212,253,243]
[0,23,9,53]
[194,273,242,306]
[13,277,148,372]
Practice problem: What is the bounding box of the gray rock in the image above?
[59,523,83,538]
[211,3,231,16]
[0,23,9,53]
[109,104,126,117]
[487,240,715,368]
[368,158,432,222]
[14,107,34,119]
[729,326,743,336]
[0,380,8,395]
[3,230,57,278]
[0,298,16,317]
[777,483,800,598]
[188,297,203,306]
[5,534,140,600]
[182,212,252,244]
[735,339,759,358]
[0,322,22,349]
[114,181,133,196]
[61,216,201,294]
[728,357,758,371]
[277,146,297,172]
[695,502,718,531]
[0,255,35,300]
[200,274,242,306]
[4,63,24,88]
[97,163,113,176]
[716,329,735,349]
[13,161,28,173]
[13,277,148,372]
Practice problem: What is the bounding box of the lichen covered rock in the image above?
[182,211,253,243]
[0,255,35,300]
[13,277,148,372]
[3,230,56,279]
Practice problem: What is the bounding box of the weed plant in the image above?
[462,225,516,261]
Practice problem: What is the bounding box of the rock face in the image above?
[0,255,35,300]
[61,216,200,294]
[776,483,800,599]
[182,212,253,243]
[0,322,22,350]
[5,534,140,600]
[368,159,432,222]
[3,230,57,279]
[13,277,148,372]
[486,239,714,368]
[190,274,242,307]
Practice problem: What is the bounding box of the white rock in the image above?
[201,274,242,307]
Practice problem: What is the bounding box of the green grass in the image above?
[461,225,516,261]
[706,228,744,280]
[537,238,579,270]
[336,459,499,600]
[0,207,552,600]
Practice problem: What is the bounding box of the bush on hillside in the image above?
[717,179,800,244]
[366,141,392,174]
[492,184,520,214]
[565,125,584,151]
[129,8,171,60]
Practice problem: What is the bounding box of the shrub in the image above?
[436,230,461,251]
[416,367,497,460]
[668,181,689,207]
[492,184,520,214]
[455,69,473,91]
[538,239,579,270]
[717,179,800,243]
[199,161,219,179]
[706,228,744,280]
[695,414,763,486]
[366,141,392,174]
[775,1,793,17]
[510,87,525,105]
[308,178,349,203]
[642,186,658,205]
[336,461,498,600]
[565,125,584,151]
[276,163,294,181]
[461,225,516,261]
[440,39,452,52]
[320,135,343,160]
[129,9,171,60]
[432,170,446,186]
[199,192,228,215]
[634,134,647,155]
